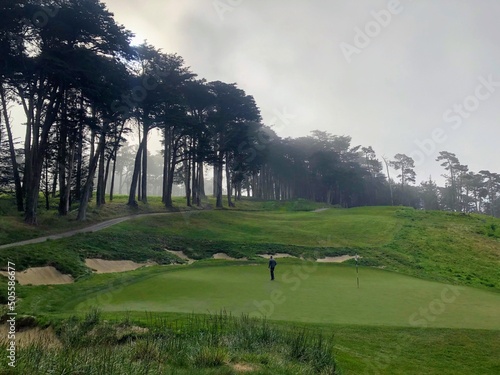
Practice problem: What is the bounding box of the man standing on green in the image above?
[268,256,277,280]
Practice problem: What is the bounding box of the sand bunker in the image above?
[85,259,151,274]
[316,255,359,263]
[258,253,296,259]
[212,253,247,260]
[166,249,195,264]
[0,266,73,285]
[0,325,61,348]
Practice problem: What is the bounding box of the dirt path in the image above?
[312,208,330,212]
[0,212,184,250]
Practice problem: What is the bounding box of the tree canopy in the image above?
[1,0,499,221]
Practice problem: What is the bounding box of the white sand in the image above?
[0,266,73,285]
[212,253,247,260]
[0,325,61,348]
[258,253,296,259]
[85,259,151,273]
[316,255,359,263]
[166,249,195,263]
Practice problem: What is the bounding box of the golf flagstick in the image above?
[355,253,359,288]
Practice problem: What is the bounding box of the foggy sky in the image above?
[16,0,500,184]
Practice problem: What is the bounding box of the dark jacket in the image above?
[268,258,277,268]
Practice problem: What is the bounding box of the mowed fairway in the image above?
[75,262,500,330]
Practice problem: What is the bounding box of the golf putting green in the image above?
[76,262,500,330]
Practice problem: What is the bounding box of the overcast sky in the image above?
[13,0,500,184]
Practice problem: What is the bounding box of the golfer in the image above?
[268,256,277,280]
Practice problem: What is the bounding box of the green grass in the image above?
[0,310,339,374]
[377,209,500,290]
[115,206,500,291]
[330,324,500,374]
[12,260,500,374]
[127,206,400,248]
[21,261,499,330]
[2,205,499,292]
[0,195,189,246]
[0,195,327,247]
[2,198,500,374]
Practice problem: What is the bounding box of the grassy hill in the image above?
[2,202,497,291]
[1,197,499,374]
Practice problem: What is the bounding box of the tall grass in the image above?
[0,310,339,374]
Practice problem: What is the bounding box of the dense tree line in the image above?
[1,0,499,222]
[0,0,266,223]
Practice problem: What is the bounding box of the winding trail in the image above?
[312,207,330,213]
[0,212,183,250]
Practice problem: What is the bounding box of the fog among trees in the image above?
[1,0,499,222]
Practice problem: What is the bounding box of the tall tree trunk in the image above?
[128,140,145,207]
[199,162,206,199]
[107,122,125,202]
[165,137,180,208]
[165,161,176,208]
[64,143,76,213]
[236,181,242,200]
[77,133,105,221]
[23,84,62,225]
[51,165,58,198]
[226,157,234,207]
[162,127,171,203]
[58,108,68,214]
[191,140,197,206]
[89,128,96,200]
[162,144,168,203]
[104,151,113,199]
[213,163,219,199]
[109,155,117,201]
[96,130,106,207]
[0,86,23,211]
[216,154,224,208]
[185,145,191,207]
[44,154,49,211]
[17,87,33,202]
[137,126,142,201]
[75,92,85,201]
[141,123,148,203]
[196,162,203,205]
[75,122,83,200]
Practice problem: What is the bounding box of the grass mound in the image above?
[0,310,339,374]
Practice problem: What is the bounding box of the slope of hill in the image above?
[1,200,499,374]
[1,204,499,292]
